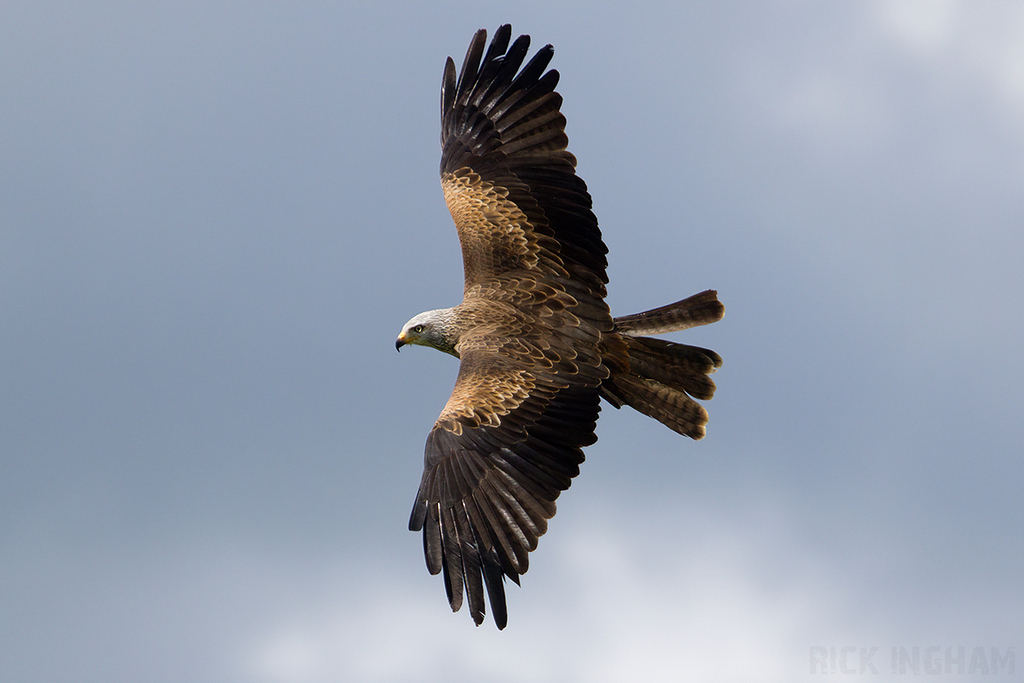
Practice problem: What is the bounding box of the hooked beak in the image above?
[395,335,406,351]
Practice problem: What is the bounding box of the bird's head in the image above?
[395,308,460,357]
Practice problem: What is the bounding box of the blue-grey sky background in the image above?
[2,2,1021,682]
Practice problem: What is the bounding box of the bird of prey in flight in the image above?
[396,25,725,629]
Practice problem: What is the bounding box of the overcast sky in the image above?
[2,2,1022,682]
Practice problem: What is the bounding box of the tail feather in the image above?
[622,336,721,401]
[606,372,711,439]
[602,292,724,439]
[613,289,724,336]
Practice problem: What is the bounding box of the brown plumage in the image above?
[396,25,724,629]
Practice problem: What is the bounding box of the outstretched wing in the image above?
[409,344,602,630]
[440,23,608,296]
[408,26,614,629]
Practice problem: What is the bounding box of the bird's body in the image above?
[396,25,724,629]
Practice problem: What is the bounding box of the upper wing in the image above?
[409,26,615,628]
[440,24,608,297]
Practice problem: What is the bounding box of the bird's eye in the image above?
[413,325,424,333]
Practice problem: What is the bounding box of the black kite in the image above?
[396,25,725,629]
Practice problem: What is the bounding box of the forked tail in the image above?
[601,290,724,439]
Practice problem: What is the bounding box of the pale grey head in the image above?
[395,307,461,357]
